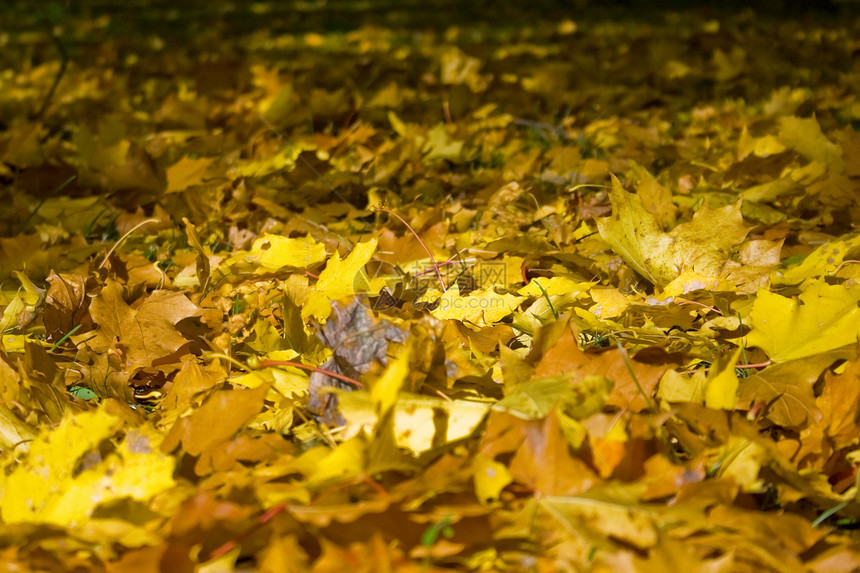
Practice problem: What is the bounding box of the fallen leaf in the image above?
[425,283,524,328]
[775,231,860,285]
[251,233,328,271]
[778,115,844,172]
[816,345,860,450]
[165,155,215,193]
[43,272,94,343]
[598,175,751,296]
[533,325,666,412]
[743,280,860,363]
[87,279,203,369]
[161,384,269,475]
[303,239,380,321]
[704,348,741,410]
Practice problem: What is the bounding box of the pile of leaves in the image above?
[2,2,860,571]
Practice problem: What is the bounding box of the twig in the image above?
[734,361,771,369]
[98,219,160,269]
[443,100,453,124]
[832,260,860,275]
[374,205,447,293]
[256,359,363,388]
[203,352,251,373]
[674,299,722,315]
[512,117,568,139]
[208,504,291,560]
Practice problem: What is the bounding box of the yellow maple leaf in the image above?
[232,142,314,178]
[0,271,44,334]
[251,234,327,271]
[86,279,203,368]
[775,231,860,285]
[661,269,733,299]
[0,408,174,527]
[424,284,523,327]
[588,287,630,318]
[597,175,751,295]
[717,437,767,493]
[518,276,593,298]
[743,280,860,363]
[338,390,489,455]
[658,369,706,404]
[538,496,658,551]
[778,115,844,172]
[423,123,463,162]
[371,341,411,417]
[305,435,366,490]
[439,46,487,92]
[165,155,215,193]
[721,238,783,294]
[302,239,379,321]
[627,160,676,228]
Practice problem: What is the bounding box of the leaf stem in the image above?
[734,361,771,369]
[257,359,364,388]
[202,352,251,373]
[675,299,722,315]
[832,260,860,275]
[98,218,160,269]
[375,205,446,293]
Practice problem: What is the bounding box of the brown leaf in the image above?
[707,505,827,567]
[87,279,202,369]
[817,349,860,450]
[740,348,848,429]
[104,546,166,573]
[307,300,408,425]
[156,359,227,428]
[43,271,95,343]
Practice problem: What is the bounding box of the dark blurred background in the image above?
[5,0,859,38]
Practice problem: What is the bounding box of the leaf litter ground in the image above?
[2,2,860,571]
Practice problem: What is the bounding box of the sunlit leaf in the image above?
[251,233,327,271]
[742,280,860,363]
[165,155,215,193]
[2,5,859,570]
[597,175,751,295]
[472,454,513,505]
[704,348,741,410]
[303,239,379,321]
[425,284,524,327]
